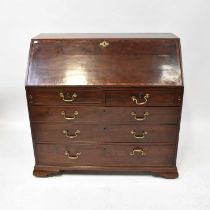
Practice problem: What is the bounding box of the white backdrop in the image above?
[0,0,210,209]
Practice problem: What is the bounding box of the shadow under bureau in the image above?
[25,33,184,178]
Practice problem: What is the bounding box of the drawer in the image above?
[29,106,180,124]
[35,143,176,167]
[27,88,104,105]
[32,123,177,143]
[104,125,177,143]
[106,89,180,106]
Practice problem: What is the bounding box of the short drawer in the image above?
[35,143,176,167]
[106,89,181,106]
[32,123,177,143]
[27,88,104,105]
[29,106,180,124]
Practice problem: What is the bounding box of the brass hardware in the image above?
[29,94,33,103]
[59,92,77,102]
[100,40,109,48]
[130,130,148,139]
[129,148,146,156]
[131,93,150,105]
[63,129,80,139]
[61,111,79,120]
[130,111,149,121]
[178,96,181,103]
[65,151,81,159]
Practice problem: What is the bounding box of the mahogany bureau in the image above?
[25,33,184,178]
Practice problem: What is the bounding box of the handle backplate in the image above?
[65,151,81,159]
[131,111,149,121]
[129,148,146,156]
[63,129,80,139]
[130,130,148,139]
[59,92,77,102]
[131,93,150,105]
[61,111,79,120]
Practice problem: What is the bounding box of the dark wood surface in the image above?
[32,123,177,143]
[106,88,182,106]
[26,87,183,106]
[29,106,180,124]
[35,143,176,166]
[26,33,183,178]
[26,34,183,87]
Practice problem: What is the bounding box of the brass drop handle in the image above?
[129,148,146,156]
[131,93,150,105]
[59,92,77,102]
[63,129,80,139]
[131,111,149,121]
[100,40,109,48]
[61,111,79,120]
[65,151,81,159]
[130,130,148,139]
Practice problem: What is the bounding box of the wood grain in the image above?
[31,123,178,143]
[29,106,180,124]
[26,33,184,178]
[35,143,176,167]
[26,34,183,87]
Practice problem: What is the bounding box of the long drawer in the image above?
[29,106,180,124]
[35,143,176,167]
[32,123,177,143]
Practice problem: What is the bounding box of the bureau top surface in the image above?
[33,33,178,39]
[26,33,183,87]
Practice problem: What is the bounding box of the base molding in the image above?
[150,170,178,179]
[33,165,178,179]
[33,168,61,177]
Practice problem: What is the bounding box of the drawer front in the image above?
[36,143,176,166]
[32,123,177,143]
[29,106,180,124]
[104,125,177,143]
[106,89,180,106]
[27,88,104,105]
